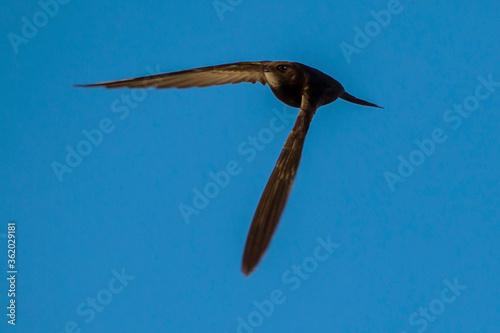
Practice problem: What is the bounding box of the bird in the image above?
[74,61,382,276]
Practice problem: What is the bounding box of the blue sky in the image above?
[1,0,499,332]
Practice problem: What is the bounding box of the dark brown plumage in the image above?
[74,61,382,276]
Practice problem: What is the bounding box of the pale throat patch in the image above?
[264,72,281,86]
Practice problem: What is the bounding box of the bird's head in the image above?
[264,62,304,88]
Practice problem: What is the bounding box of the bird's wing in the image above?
[242,92,318,276]
[74,62,269,89]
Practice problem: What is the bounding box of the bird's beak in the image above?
[264,67,271,72]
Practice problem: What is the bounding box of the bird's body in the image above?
[75,61,381,276]
[265,63,341,108]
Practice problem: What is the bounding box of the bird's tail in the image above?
[340,92,382,109]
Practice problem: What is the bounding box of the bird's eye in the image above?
[277,65,288,72]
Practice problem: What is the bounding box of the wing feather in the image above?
[241,93,318,276]
[74,62,269,89]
